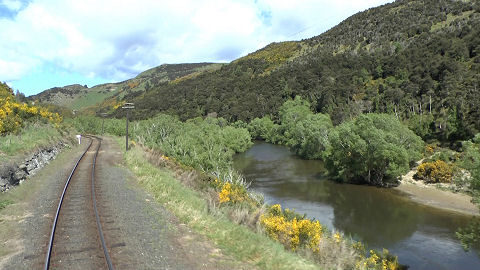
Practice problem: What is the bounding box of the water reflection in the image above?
[234,142,480,270]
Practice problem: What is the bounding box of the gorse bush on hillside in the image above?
[0,82,62,135]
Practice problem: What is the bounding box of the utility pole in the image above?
[122,103,135,151]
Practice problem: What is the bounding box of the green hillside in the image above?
[29,63,222,112]
[116,0,479,142]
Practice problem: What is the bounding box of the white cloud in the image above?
[0,0,393,87]
[2,0,22,11]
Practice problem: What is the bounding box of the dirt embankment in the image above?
[395,164,479,216]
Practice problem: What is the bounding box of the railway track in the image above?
[44,136,114,270]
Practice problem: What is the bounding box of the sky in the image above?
[0,0,393,96]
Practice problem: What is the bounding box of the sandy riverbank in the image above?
[395,166,480,216]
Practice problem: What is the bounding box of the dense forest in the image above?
[119,0,480,142]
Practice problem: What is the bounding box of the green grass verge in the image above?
[0,123,66,163]
[122,143,320,270]
[0,199,13,210]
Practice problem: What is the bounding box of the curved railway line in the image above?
[44,135,115,270]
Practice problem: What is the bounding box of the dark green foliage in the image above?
[457,218,480,253]
[119,0,479,142]
[248,97,332,159]
[407,114,435,140]
[277,97,332,159]
[324,114,423,186]
[247,116,278,141]
[458,136,480,191]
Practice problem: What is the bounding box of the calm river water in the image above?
[233,142,480,270]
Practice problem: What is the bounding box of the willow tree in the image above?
[325,113,424,186]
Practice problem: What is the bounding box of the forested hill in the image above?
[29,63,221,110]
[121,0,480,141]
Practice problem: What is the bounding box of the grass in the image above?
[70,89,117,110]
[0,199,12,210]
[0,123,68,163]
[121,142,320,270]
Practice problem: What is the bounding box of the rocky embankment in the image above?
[0,143,69,192]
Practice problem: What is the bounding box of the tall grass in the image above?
[0,123,66,163]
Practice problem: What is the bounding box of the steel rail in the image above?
[90,136,115,270]
[44,137,93,270]
[44,136,115,270]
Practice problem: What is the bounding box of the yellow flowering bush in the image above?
[260,204,323,251]
[0,83,62,135]
[355,249,401,270]
[218,181,248,204]
[415,160,453,183]
[260,204,403,269]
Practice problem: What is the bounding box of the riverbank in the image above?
[396,167,480,216]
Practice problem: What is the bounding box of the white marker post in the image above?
[76,134,82,144]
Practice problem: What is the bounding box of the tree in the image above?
[324,114,424,186]
[276,96,333,159]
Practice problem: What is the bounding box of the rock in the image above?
[0,177,8,187]
[14,170,27,183]
[26,159,39,172]
[1,142,66,192]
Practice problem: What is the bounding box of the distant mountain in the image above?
[29,63,223,111]
[118,0,479,140]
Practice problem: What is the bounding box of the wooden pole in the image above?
[126,110,129,151]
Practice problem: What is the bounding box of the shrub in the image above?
[415,160,453,183]
[218,181,249,204]
[134,114,253,173]
[260,204,323,251]
[247,116,280,142]
[260,204,403,270]
[325,114,424,186]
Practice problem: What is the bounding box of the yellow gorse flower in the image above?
[218,181,246,204]
[0,86,62,134]
[260,204,323,251]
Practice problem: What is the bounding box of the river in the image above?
[233,142,480,270]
